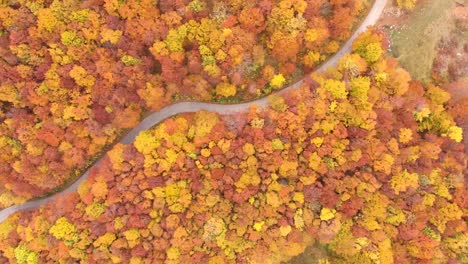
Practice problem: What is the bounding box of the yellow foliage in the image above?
[134,130,160,155]
[270,74,286,89]
[350,76,371,102]
[85,202,106,219]
[308,152,322,172]
[279,225,292,236]
[279,160,298,177]
[215,82,237,97]
[217,139,231,153]
[114,217,124,230]
[69,65,95,88]
[70,9,90,22]
[430,203,463,233]
[93,233,116,248]
[283,242,307,258]
[422,193,436,207]
[374,154,394,175]
[61,31,83,46]
[164,28,187,52]
[329,220,365,256]
[294,209,305,229]
[203,217,226,240]
[293,192,304,204]
[208,256,225,264]
[37,9,59,32]
[130,257,143,264]
[267,0,307,34]
[303,51,321,67]
[446,126,463,143]
[443,234,468,260]
[250,117,265,129]
[352,31,383,63]
[305,29,318,42]
[361,218,381,231]
[378,239,394,264]
[427,169,452,200]
[426,84,451,105]
[266,192,282,208]
[253,221,265,231]
[269,95,288,112]
[325,41,340,53]
[165,148,179,165]
[338,54,368,76]
[150,41,169,56]
[389,170,419,195]
[242,143,255,155]
[320,208,336,221]
[0,214,19,240]
[300,175,317,185]
[14,244,38,264]
[362,193,389,222]
[193,111,219,138]
[322,79,348,99]
[396,0,417,10]
[49,217,78,243]
[0,84,21,105]
[167,247,180,260]
[121,55,141,66]
[385,207,406,226]
[236,171,261,189]
[269,138,284,151]
[311,137,324,147]
[407,146,421,163]
[203,64,221,77]
[414,107,431,122]
[152,181,192,213]
[101,28,122,45]
[107,143,125,170]
[350,149,362,162]
[63,104,90,121]
[123,229,140,241]
[362,43,383,63]
[201,148,211,157]
[0,192,26,208]
[399,128,413,143]
[215,49,227,61]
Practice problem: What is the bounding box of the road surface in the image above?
[0,0,388,223]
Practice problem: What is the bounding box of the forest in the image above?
[0,0,368,208]
[0,27,466,263]
[0,0,466,263]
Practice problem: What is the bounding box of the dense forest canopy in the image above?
[0,0,369,207]
[0,28,465,263]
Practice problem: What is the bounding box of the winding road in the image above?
[0,0,388,224]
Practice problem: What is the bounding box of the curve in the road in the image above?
[0,0,388,224]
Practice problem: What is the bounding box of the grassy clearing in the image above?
[389,0,457,83]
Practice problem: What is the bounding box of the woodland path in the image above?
[0,0,388,223]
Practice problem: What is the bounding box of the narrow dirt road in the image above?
[0,0,388,223]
